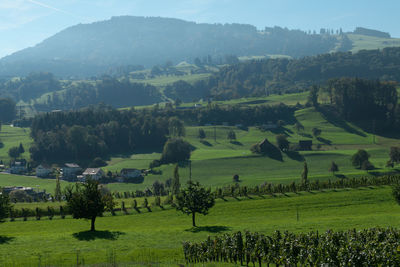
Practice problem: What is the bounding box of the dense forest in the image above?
[193,47,400,100]
[0,16,349,77]
[0,74,162,111]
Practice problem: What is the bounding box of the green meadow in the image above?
[104,106,398,192]
[0,186,398,266]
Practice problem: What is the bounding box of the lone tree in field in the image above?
[18,143,25,154]
[301,162,308,184]
[8,146,20,159]
[294,121,304,132]
[389,147,400,165]
[175,181,215,227]
[329,161,339,175]
[198,128,206,139]
[312,127,322,138]
[172,164,181,195]
[351,149,370,169]
[276,134,289,151]
[392,182,400,207]
[66,178,115,231]
[0,188,11,223]
[227,130,236,141]
[161,138,191,164]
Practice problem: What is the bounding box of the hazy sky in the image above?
[1,0,399,58]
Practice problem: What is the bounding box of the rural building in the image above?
[261,122,278,130]
[36,164,53,178]
[2,186,50,200]
[120,168,142,179]
[61,163,81,180]
[10,160,27,174]
[82,168,105,180]
[299,140,313,151]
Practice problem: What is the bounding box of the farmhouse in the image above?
[120,168,142,179]
[10,160,27,174]
[82,168,105,180]
[61,163,81,180]
[36,164,53,178]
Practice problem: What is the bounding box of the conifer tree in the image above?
[172,164,180,195]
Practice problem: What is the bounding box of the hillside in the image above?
[0,16,358,78]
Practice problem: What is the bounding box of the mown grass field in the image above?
[0,186,398,266]
[0,125,32,163]
[348,34,400,52]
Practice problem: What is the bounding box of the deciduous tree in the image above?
[175,181,215,227]
[351,149,370,169]
[0,188,11,223]
[66,178,115,231]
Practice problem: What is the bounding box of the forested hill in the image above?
[205,47,400,99]
[0,16,348,78]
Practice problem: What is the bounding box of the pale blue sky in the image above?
[0,0,399,58]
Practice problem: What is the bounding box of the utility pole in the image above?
[372,119,376,144]
[189,160,192,181]
[214,125,216,143]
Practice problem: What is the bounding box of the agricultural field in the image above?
[0,186,398,266]
[348,34,400,52]
[0,125,32,163]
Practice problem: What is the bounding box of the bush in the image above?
[233,174,240,182]
[90,157,107,167]
[160,138,192,164]
[361,160,374,170]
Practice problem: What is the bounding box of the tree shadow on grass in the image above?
[0,236,14,244]
[200,140,213,146]
[230,140,243,146]
[73,230,125,241]
[317,137,332,145]
[284,151,304,161]
[185,226,231,233]
[319,106,366,137]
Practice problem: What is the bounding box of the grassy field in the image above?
[348,34,400,52]
[0,125,32,163]
[0,186,398,266]
[104,106,398,192]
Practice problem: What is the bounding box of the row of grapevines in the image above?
[183,228,400,266]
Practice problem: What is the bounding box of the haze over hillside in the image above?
[0,16,363,78]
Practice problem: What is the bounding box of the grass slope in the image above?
[105,106,398,192]
[0,186,398,266]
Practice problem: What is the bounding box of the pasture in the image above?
[0,186,398,266]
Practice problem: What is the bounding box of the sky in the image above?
[0,0,399,58]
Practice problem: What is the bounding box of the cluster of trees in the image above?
[29,106,169,162]
[183,228,400,266]
[325,78,398,129]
